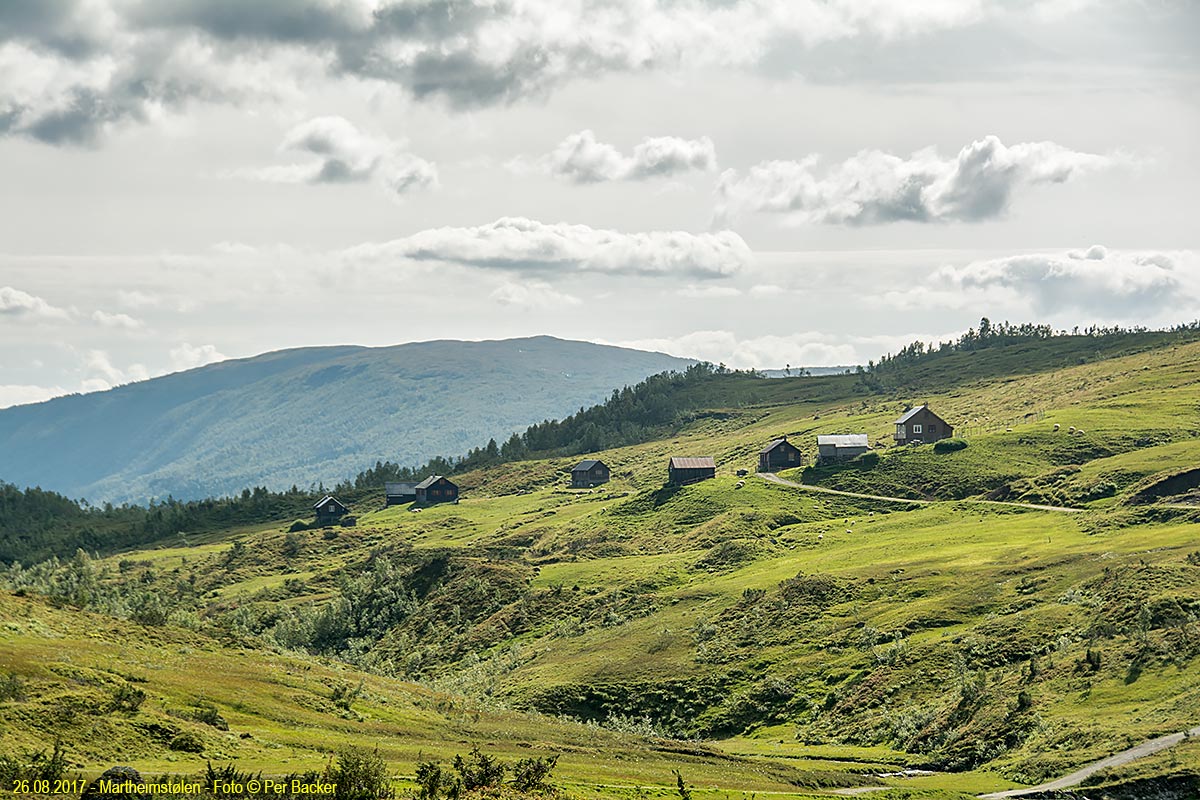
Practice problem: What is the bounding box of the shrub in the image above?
[191,702,229,730]
[855,451,880,466]
[109,684,146,713]
[340,517,358,528]
[282,532,305,556]
[413,761,453,800]
[0,672,24,702]
[330,746,393,800]
[512,755,558,793]
[934,438,969,453]
[453,747,505,791]
[288,520,310,533]
[169,732,204,753]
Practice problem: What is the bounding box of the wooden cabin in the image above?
[571,459,610,488]
[668,456,716,486]
[384,481,418,506]
[415,475,459,504]
[758,438,802,472]
[816,434,869,464]
[313,495,349,525]
[894,405,954,444]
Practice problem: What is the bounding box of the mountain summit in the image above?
[0,336,691,503]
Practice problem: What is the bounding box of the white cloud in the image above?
[677,284,742,299]
[0,384,68,409]
[540,129,717,183]
[115,289,161,308]
[614,330,860,369]
[935,247,1198,317]
[0,286,71,320]
[714,136,1122,226]
[168,342,227,372]
[343,217,752,279]
[236,116,437,196]
[82,348,149,389]
[92,309,143,329]
[490,281,581,309]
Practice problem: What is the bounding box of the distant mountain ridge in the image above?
[0,337,692,504]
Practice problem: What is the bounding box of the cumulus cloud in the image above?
[539,129,717,183]
[0,286,71,320]
[235,115,437,195]
[615,330,861,369]
[169,342,227,372]
[935,247,1197,316]
[82,348,149,390]
[92,309,144,329]
[490,281,581,309]
[0,383,68,409]
[677,284,742,299]
[0,0,1015,144]
[343,217,752,278]
[714,136,1121,226]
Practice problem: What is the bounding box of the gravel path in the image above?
[756,473,1081,513]
[977,726,1200,798]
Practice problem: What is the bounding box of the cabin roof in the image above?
[895,404,931,424]
[384,482,417,495]
[313,495,344,510]
[759,438,793,454]
[415,475,452,490]
[669,456,716,469]
[817,434,869,448]
[572,459,604,472]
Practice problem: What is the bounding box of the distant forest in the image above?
[3,319,1198,565]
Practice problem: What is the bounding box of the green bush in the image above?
[453,747,505,791]
[169,732,204,753]
[288,520,310,533]
[512,755,558,792]
[933,438,969,453]
[856,451,880,466]
[330,746,393,800]
[109,683,145,713]
[0,672,24,702]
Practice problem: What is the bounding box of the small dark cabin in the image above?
[894,405,954,445]
[571,459,610,488]
[384,482,418,506]
[668,456,716,486]
[415,475,459,504]
[758,438,802,472]
[314,495,349,525]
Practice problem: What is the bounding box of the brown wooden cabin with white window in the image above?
[758,437,802,472]
[571,459,610,488]
[313,495,349,525]
[894,404,954,445]
[415,475,459,504]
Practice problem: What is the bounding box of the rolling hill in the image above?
[4,329,1200,798]
[0,337,691,505]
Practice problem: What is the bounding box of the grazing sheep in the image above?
[818,533,824,540]
[846,529,853,534]
[1076,429,1085,435]
[1053,423,1061,431]
[1006,427,1013,432]
[1069,426,1076,433]
[735,480,745,489]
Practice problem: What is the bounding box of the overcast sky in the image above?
[2,0,1198,408]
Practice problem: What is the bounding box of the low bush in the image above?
[168,732,204,753]
[933,438,969,453]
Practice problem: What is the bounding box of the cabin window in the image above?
[913,424,922,434]
[929,424,937,433]
[788,452,796,461]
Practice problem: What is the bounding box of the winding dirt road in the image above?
[977,726,1200,798]
[756,472,1081,513]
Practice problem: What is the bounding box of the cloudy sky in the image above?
[1,0,1198,408]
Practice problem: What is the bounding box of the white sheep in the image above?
[1053,423,1061,431]
[817,533,824,540]
[846,529,853,534]
[1069,426,1076,433]
[735,480,745,489]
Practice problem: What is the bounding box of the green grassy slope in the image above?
[4,333,1200,798]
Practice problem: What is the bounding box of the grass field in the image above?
[4,334,1200,798]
